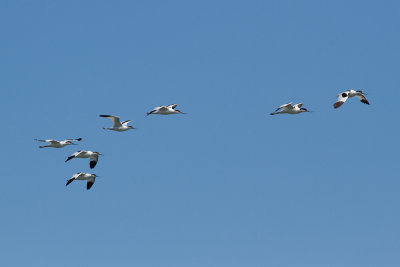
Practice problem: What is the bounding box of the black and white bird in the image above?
[35,138,82,148]
[99,115,135,131]
[66,173,99,190]
[333,90,370,109]
[270,102,310,115]
[147,104,185,115]
[65,151,102,168]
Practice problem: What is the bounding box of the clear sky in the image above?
[1,0,399,266]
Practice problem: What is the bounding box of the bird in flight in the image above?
[65,151,102,168]
[66,173,99,190]
[99,115,135,131]
[35,138,82,148]
[147,104,186,115]
[270,102,310,115]
[333,90,370,109]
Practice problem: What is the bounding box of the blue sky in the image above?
[1,0,400,266]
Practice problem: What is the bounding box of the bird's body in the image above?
[99,115,135,131]
[147,104,185,115]
[35,138,82,148]
[270,102,309,115]
[66,173,99,190]
[333,90,370,109]
[66,151,101,168]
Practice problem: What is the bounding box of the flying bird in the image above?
[66,151,102,168]
[66,173,99,190]
[35,138,82,148]
[147,104,185,115]
[99,115,135,131]
[270,102,310,115]
[333,90,370,109]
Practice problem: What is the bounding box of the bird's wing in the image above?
[121,120,132,126]
[99,115,122,127]
[293,103,303,108]
[276,102,293,111]
[71,173,83,179]
[89,154,99,169]
[333,92,349,109]
[66,151,81,162]
[35,139,55,143]
[87,178,95,190]
[66,178,75,186]
[355,93,370,105]
[147,106,162,115]
[167,104,178,109]
[66,138,82,142]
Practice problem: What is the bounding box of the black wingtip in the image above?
[90,161,97,169]
[87,181,94,190]
[65,156,73,162]
[76,138,82,141]
[66,179,74,186]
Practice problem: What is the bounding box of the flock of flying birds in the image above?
[35,90,370,190]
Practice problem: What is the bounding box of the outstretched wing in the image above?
[121,120,132,126]
[333,92,349,109]
[35,139,55,143]
[99,115,122,127]
[65,138,82,142]
[147,106,163,115]
[87,178,95,190]
[355,93,370,105]
[275,102,293,112]
[66,151,82,162]
[89,154,99,169]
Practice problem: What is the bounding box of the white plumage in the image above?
[99,115,135,131]
[333,90,370,109]
[35,138,82,148]
[66,173,99,190]
[66,151,101,168]
[147,104,185,115]
[270,102,310,115]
